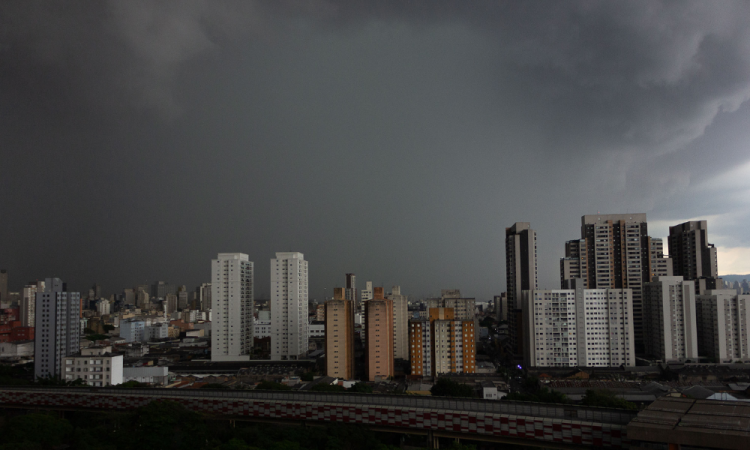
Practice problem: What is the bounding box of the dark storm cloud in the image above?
[2,1,750,298]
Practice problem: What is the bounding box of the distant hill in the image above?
[720,274,750,283]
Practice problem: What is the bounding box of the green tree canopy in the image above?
[348,382,373,393]
[1,413,73,448]
[430,378,475,398]
[581,389,637,410]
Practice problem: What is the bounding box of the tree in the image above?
[581,389,637,410]
[129,400,207,450]
[85,333,109,341]
[348,382,373,393]
[300,372,314,381]
[430,378,475,398]
[2,413,73,448]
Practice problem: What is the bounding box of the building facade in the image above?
[21,281,43,327]
[34,278,80,379]
[62,346,123,386]
[696,290,750,362]
[325,288,354,379]
[560,214,672,353]
[506,222,538,358]
[409,307,476,377]
[365,288,394,381]
[522,284,635,368]
[271,252,308,360]
[643,277,699,362]
[120,319,145,342]
[668,221,721,295]
[211,253,254,362]
[389,285,409,360]
[345,273,357,310]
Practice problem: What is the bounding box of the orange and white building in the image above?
[409,307,476,377]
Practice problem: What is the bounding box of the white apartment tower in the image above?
[34,278,81,379]
[271,252,308,360]
[522,283,635,368]
[696,290,750,363]
[643,276,699,362]
[211,253,254,362]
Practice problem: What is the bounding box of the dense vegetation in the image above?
[504,377,568,404]
[580,389,637,410]
[0,401,478,450]
[430,377,475,398]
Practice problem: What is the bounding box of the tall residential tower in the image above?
[211,253,254,361]
[669,221,721,294]
[34,278,80,379]
[271,252,309,360]
[505,222,537,358]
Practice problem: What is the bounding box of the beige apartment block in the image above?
[324,288,354,379]
[389,286,409,361]
[365,288,394,381]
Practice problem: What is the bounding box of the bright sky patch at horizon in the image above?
[1,1,749,299]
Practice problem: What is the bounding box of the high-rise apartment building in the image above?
[345,273,357,309]
[668,221,721,295]
[361,281,373,310]
[198,283,212,311]
[505,222,537,358]
[389,286,409,360]
[325,288,354,379]
[409,307,476,377]
[21,280,44,327]
[494,293,508,321]
[560,214,671,353]
[560,239,588,287]
[365,287,394,381]
[522,283,635,368]
[0,270,7,303]
[647,237,673,280]
[696,290,750,363]
[136,289,150,310]
[643,276,699,362]
[34,278,81,379]
[425,291,477,342]
[211,253,254,362]
[271,252,308,360]
[164,293,178,314]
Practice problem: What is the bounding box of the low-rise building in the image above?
[61,345,123,386]
[120,319,145,342]
[123,365,169,385]
[0,341,34,357]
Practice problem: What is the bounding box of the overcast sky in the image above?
[2,1,750,300]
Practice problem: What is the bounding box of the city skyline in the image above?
[2,2,750,300]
